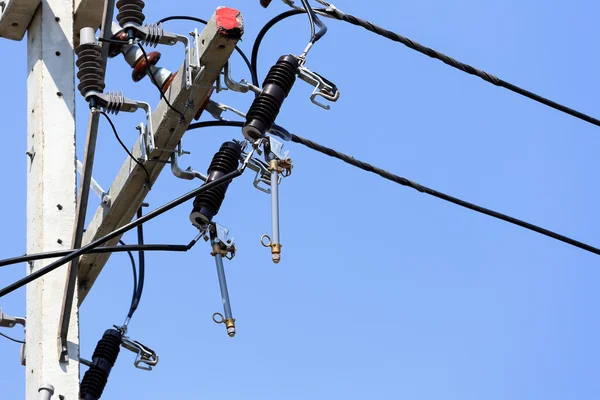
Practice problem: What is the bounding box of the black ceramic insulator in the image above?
[76,43,105,99]
[190,141,242,228]
[242,55,298,141]
[116,0,145,27]
[80,329,122,400]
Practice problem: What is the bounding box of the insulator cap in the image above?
[190,142,242,228]
[243,55,298,141]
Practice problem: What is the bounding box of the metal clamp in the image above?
[120,334,159,371]
[84,91,156,161]
[297,65,340,110]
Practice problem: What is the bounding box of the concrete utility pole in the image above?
[25,1,79,399]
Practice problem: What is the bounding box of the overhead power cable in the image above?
[100,111,152,184]
[0,244,192,269]
[252,8,600,128]
[119,239,138,323]
[0,169,243,297]
[0,331,25,344]
[187,120,600,257]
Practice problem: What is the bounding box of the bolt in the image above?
[57,204,63,210]
[0,2,5,13]
[57,239,63,244]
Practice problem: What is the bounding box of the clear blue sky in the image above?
[2,1,600,398]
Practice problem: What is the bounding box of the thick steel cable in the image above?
[252,8,600,128]
[187,120,600,257]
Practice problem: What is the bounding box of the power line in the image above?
[0,169,243,297]
[0,331,25,345]
[186,120,600,257]
[252,8,600,129]
[119,239,138,322]
[127,207,146,322]
[99,111,152,184]
[0,244,192,269]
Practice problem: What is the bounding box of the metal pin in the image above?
[212,237,235,337]
[269,159,282,264]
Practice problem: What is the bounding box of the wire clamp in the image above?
[297,65,340,109]
[119,331,159,371]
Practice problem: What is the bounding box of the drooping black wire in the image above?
[119,240,138,319]
[0,331,25,344]
[137,44,186,121]
[0,169,243,297]
[99,111,152,184]
[251,9,305,85]
[127,207,146,320]
[252,8,600,128]
[186,120,600,257]
[156,16,257,86]
[0,244,191,269]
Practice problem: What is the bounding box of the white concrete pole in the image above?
[26,0,79,399]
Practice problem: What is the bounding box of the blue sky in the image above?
[2,1,600,398]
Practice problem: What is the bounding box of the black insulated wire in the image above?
[0,331,25,344]
[0,244,190,269]
[186,120,600,258]
[300,0,327,44]
[127,207,145,321]
[252,8,600,129]
[80,329,123,400]
[0,169,244,297]
[119,240,138,321]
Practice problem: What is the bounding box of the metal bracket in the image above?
[0,308,26,328]
[0,308,26,366]
[243,152,280,194]
[76,160,110,207]
[297,65,340,110]
[120,334,159,371]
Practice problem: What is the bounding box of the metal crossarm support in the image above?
[57,0,116,364]
[77,7,244,304]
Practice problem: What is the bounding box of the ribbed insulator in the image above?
[242,55,298,141]
[75,43,105,98]
[190,142,242,228]
[116,0,145,27]
[80,329,122,400]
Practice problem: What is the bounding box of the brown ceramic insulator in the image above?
[132,51,161,82]
[108,31,129,58]
[194,88,214,121]
[161,71,177,92]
